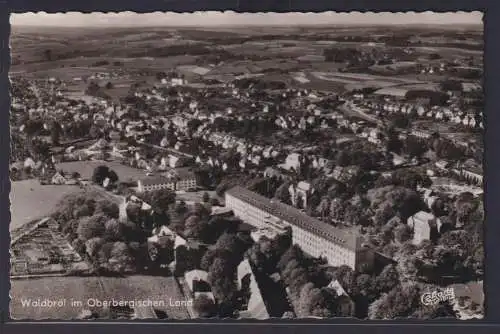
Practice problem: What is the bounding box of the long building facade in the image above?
[225,186,374,271]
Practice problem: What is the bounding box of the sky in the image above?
[10,11,483,27]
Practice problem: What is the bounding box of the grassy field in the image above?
[56,160,147,183]
[10,275,190,320]
[10,180,84,231]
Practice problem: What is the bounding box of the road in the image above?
[87,184,125,205]
[339,102,383,126]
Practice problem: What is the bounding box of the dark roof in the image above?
[173,168,196,179]
[139,176,173,186]
[226,186,362,251]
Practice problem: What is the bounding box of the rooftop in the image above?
[237,259,270,320]
[226,186,362,251]
[412,210,436,221]
[139,176,174,186]
[161,167,196,180]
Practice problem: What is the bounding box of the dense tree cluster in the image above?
[85,82,111,100]
[324,47,363,63]
[374,169,432,191]
[439,79,464,92]
[367,186,425,224]
[233,78,287,91]
[368,283,456,319]
[201,232,253,317]
[404,90,449,106]
[92,165,119,187]
[275,246,350,318]
[193,294,218,318]
[140,189,176,229]
[332,142,386,171]
[53,192,148,274]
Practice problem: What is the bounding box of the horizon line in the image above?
[10,11,483,28]
[12,22,483,28]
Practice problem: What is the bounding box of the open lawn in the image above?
[10,180,84,230]
[10,275,190,320]
[56,160,147,183]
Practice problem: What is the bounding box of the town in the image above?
[9,14,484,321]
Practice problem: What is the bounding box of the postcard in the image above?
[9,11,484,320]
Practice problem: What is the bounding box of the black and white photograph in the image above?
[9,11,484,320]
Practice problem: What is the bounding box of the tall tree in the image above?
[92,165,110,185]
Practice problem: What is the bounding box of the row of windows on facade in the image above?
[227,195,346,245]
[141,180,196,191]
[226,196,356,267]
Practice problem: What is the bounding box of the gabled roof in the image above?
[412,211,436,222]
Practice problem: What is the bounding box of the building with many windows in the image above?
[137,176,176,193]
[137,169,197,193]
[225,186,373,271]
[170,169,198,191]
[460,167,483,186]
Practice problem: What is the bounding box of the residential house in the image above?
[281,153,301,172]
[411,129,432,140]
[435,160,450,171]
[24,157,36,170]
[184,269,213,299]
[407,211,441,245]
[236,259,270,320]
[331,166,361,185]
[160,154,193,169]
[51,172,67,185]
[289,181,313,208]
[327,279,355,317]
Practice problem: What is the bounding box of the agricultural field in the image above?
[297,54,325,62]
[306,71,423,92]
[373,87,409,97]
[10,275,190,320]
[10,180,84,230]
[287,71,347,93]
[369,61,418,74]
[56,160,147,183]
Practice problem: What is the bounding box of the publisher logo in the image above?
[421,288,456,306]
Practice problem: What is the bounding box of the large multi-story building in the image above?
[137,170,197,193]
[225,186,373,271]
[170,169,198,191]
[137,176,176,193]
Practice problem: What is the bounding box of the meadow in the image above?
[10,180,84,230]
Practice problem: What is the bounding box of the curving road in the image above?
[339,102,383,126]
